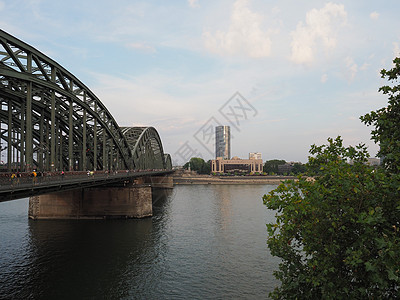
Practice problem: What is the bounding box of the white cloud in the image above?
[321,73,328,83]
[360,63,370,71]
[126,42,156,53]
[203,0,271,58]
[345,56,358,81]
[290,3,347,64]
[91,73,193,125]
[370,12,379,20]
[188,0,200,8]
[271,6,281,15]
[0,1,4,11]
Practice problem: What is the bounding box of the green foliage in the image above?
[264,159,286,174]
[292,163,306,174]
[183,157,211,174]
[361,57,400,173]
[263,137,400,299]
[264,58,400,299]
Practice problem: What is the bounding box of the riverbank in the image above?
[173,174,297,185]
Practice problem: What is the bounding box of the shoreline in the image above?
[173,175,297,185]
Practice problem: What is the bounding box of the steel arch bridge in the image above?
[0,29,171,173]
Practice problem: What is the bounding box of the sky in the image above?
[1,0,399,165]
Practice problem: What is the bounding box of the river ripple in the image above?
[0,184,280,299]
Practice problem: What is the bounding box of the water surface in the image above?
[0,184,280,299]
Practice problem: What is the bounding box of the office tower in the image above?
[215,126,230,159]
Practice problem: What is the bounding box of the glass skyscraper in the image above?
[215,125,230,159]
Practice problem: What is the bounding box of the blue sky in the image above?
[1,0,399,164]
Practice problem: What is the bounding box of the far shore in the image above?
[173,173,298,185]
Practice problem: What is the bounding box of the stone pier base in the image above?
[144,175,173,189]
[29,184,152,220]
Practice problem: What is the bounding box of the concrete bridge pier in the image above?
[29,181,153,220]
[144,174,174,189]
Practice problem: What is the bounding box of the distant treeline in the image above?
[183,157,211,174]
[263,159,306,175]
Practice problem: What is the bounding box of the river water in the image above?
[0,184,280,299]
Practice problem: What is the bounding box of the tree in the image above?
[263,58,400,299]
[264,138,400,298]
[263,159,286,174]
[204,160,212,174]
[361,57,400,173]
[291,163,306,174]
[183,157,210,174]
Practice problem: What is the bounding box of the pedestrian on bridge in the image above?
[31,171,37,185]
[11,173,16,185]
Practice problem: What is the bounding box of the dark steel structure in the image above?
[0,29,171,173]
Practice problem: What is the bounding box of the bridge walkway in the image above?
[0,169,173,202]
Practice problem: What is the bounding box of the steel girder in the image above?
[164,154,172,170]
[121,127,169,170]
[0,29,169,172]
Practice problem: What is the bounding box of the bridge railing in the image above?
[0,169,168,192]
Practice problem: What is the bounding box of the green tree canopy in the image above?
[263,159,286,174]
[361,57,400,173]
[263,57,400,299]
[291,163,306,174]
[264,138,400,299]
[183,157,211,174]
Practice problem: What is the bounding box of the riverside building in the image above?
[211,155,263,174]
[249,152,262,160]
[212,126,262,174]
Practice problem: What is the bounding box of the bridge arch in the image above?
[164,154,172,170]
[0,29,169,172]
[121,127,170,170]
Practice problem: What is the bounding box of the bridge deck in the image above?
[0,170,173,202]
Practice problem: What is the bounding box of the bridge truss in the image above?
[0,29,170,172]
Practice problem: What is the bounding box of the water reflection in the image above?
[0,185,280,299]
[27,219,150,298]
[213,185,233,231]
[22,189,173,299]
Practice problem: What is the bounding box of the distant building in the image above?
[277,163,293,174]
[249,152,262,160]
[367,158,380,166]
[350,158,381,166]
[215,126,230,159]
[277,161,303,174]
[211,156,263,174]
